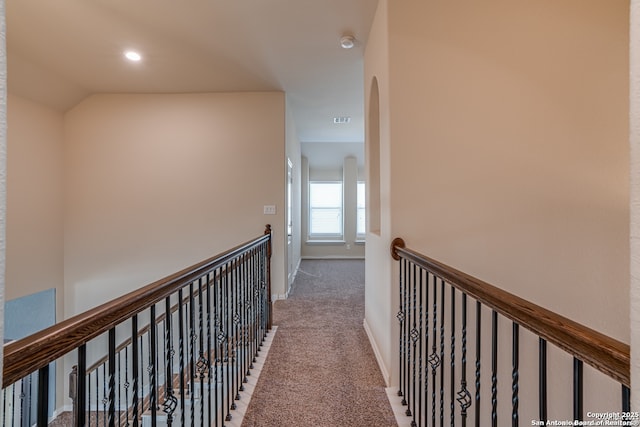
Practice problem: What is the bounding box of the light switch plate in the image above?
[263,205,276,215]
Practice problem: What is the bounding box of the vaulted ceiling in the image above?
[6,1,378,143]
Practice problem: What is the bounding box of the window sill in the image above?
[305,239,346,246]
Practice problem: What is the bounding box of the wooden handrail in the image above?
[390,238,630,387]
[3,227,272,389]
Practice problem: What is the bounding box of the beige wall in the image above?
[63,92,286,316]
[631,0,640,410]
[0,0,6,390]
[365,0,629,398]
[6,94,64,318]
[364,0,393,385]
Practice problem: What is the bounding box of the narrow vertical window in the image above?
[357,181,366,238]
[309,182,343,237]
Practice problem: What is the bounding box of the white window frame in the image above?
[356,181,366,240]
[308,181,344,240]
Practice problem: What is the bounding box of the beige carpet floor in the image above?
[241,259,397,427]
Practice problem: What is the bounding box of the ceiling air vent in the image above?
[333,116,351,124]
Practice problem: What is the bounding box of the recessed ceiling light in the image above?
[124,50,142,62]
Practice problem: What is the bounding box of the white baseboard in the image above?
[301,256,365,260]
[363,318,390,387]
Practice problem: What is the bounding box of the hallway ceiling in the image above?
[6,1,378,143]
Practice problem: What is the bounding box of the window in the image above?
[309,182,343,237]
[357,181,365,237]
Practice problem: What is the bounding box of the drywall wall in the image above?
[63,92,286,316]
[5,94,64,319]
[630,0,640,411]
[363,0,393,385]
[388,0,628,341]
[0,0,7,392]
[285,98,302,293]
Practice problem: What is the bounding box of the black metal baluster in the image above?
[440,278,445,427]
[243,254,250,386]
[37,365,49,427]
[206,272,213,427]
[102,363,109,426]
[491,311,498,427]
[457,294,471,427]
[622,385,630,412]
[164,296,177,426]
[573,358,583,421]
[197,278,206,427]
[11,380,16,427]
[150,306,158,427]
[28,374,32,427]
[539,338,547,424]
[178,289,185,427]
[512,323,519,427]
[474,303,482,427]
[78,345,87,427]
[213,269,221,427]
[398,257,406,403]
[224,262,233,422]
[189,281,196,427]
[408,262,417,420]
[417,267,424,427]
[117,351,122,427]
[450,287,456,427]
[232,258,242,409]
[429,276,439,427]
[19,376,24,427]
[238,255,246,396]
[3,382,7,427]
[138,335,144,423]
[423,271,431,427]
[124,346,130,427]
[96,365,100,426]
[125,322,138,427]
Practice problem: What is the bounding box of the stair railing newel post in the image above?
[265,224,273,330]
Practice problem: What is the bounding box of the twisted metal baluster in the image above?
[457,293,472,427]
[177,288,185,427]
[197,278,208,427]
[439,278,445,427]
[416,267,424,427]
[429,276,440,427]
[189,281,196,427]
[163,297,177,426]
[206,273,213,427]
[450,287,456,427]
[224,262,233,422]
[149,306,157,427]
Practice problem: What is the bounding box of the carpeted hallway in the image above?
[241,259,397,426]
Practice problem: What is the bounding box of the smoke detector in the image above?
[340,35,355,49]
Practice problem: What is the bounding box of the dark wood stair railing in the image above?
[2,225,273,427]
[391,237,630,427]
